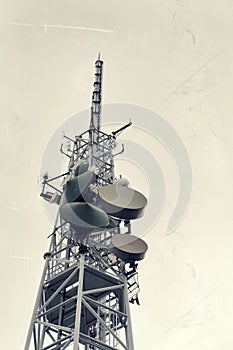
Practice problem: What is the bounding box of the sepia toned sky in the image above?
[1,1,233,349]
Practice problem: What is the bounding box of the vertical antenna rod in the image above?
[90,53,103,131]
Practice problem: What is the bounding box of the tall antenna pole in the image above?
[90,54,103,132]
[89,55,105,174]
[25,56,148,350]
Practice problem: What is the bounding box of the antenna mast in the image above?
[90,54,103,132]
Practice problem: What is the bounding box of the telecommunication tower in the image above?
[25,56,148,350]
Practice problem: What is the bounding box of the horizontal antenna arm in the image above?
[112,121,132,137]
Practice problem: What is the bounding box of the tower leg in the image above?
[124,277,134,350]
[24,259,49,350]
[73,253,85,350]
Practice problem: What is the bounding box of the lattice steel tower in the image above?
[25,56,148,350]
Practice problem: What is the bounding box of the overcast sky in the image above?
[1,1,233,349]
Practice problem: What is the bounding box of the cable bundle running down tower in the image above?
[25,57,148,350]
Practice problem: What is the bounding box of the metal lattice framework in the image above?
[25,57,145,350]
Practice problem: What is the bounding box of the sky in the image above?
[1,1,233,349]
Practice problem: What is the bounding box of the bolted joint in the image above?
[79,244,88,255]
